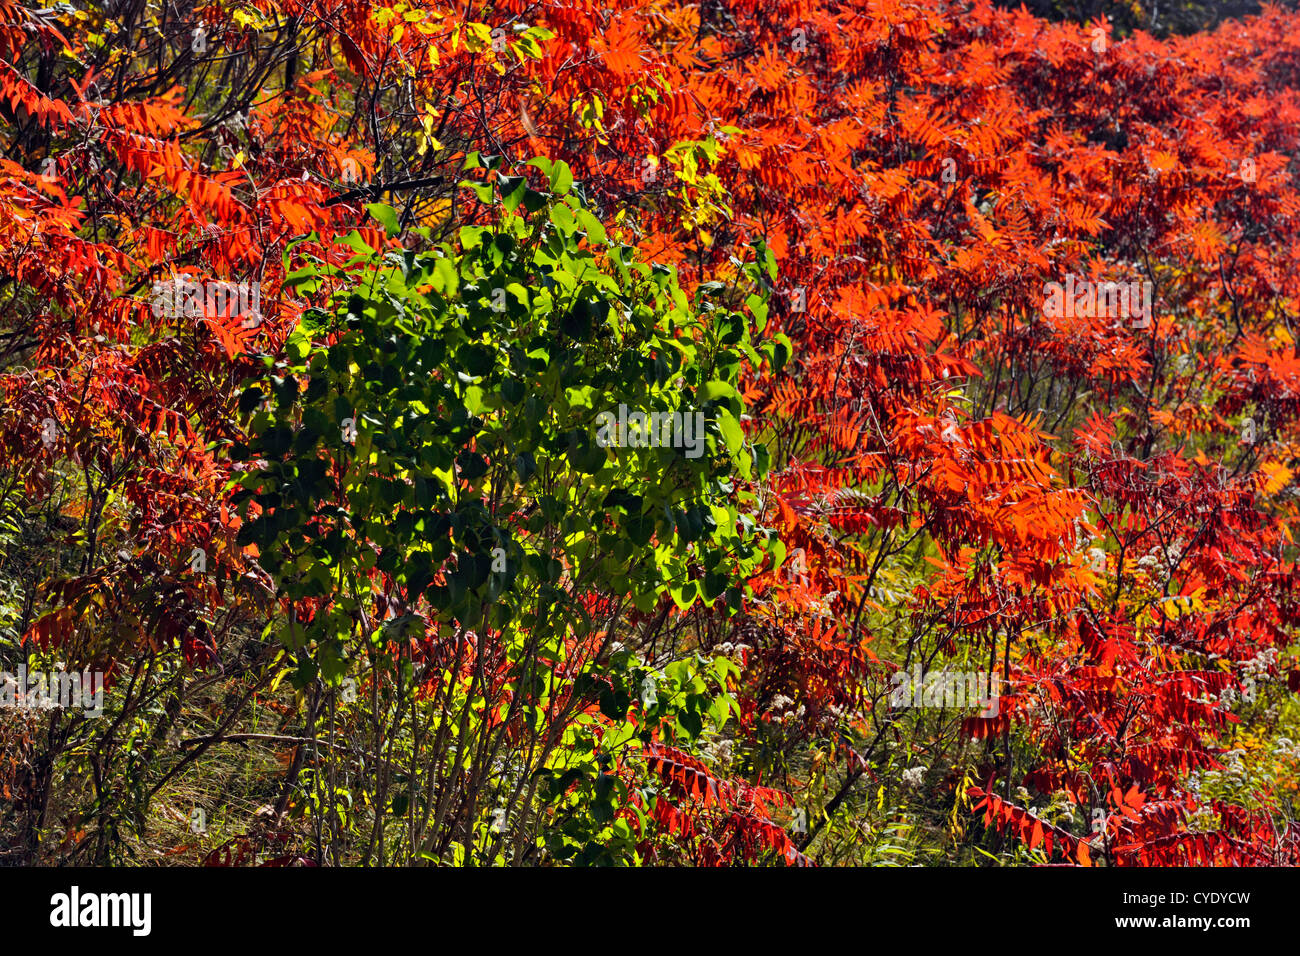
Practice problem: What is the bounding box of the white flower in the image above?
[902,766,927,787]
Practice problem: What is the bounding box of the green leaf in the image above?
[550,161,573,196]
[699,380,740,404]
[715,408,744,454]
[366,203,400,236]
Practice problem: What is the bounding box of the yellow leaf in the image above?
[1259,461,1292,495]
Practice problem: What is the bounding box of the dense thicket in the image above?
[1,0,1298,865]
